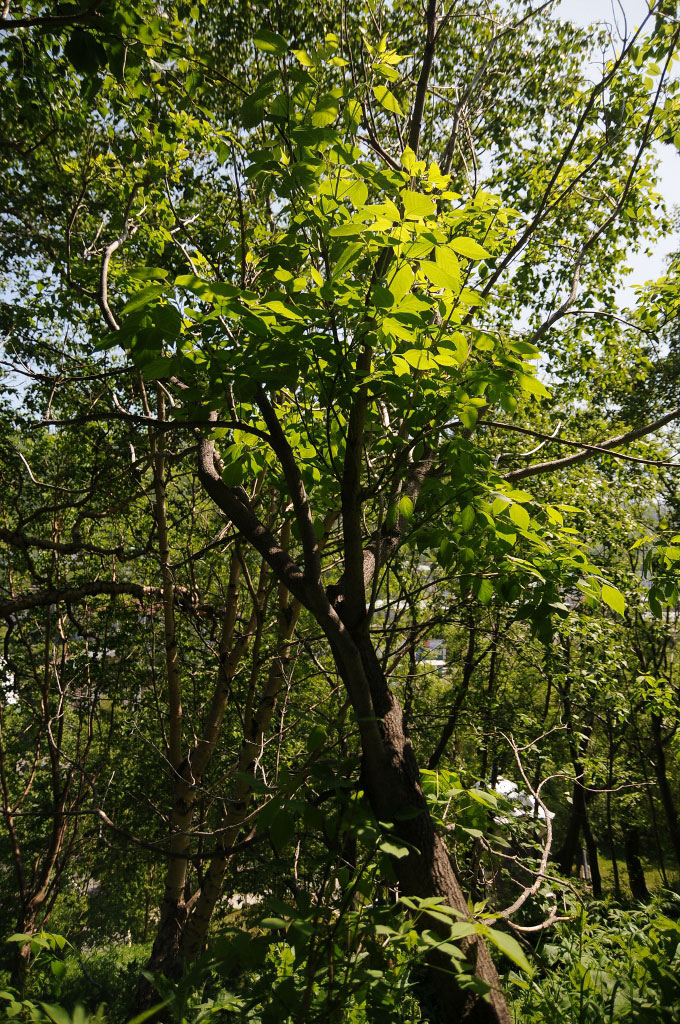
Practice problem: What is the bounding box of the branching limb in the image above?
[97,185,141,331]
[0,2,104,30]
[255,387,321,583]
[494,421,562,465]
[0,582,217,619]
[480,407,680,481]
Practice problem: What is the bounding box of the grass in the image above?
[595,852,680,899]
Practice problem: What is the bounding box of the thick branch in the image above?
[0,3,103,30]
[0,581,214,618]
[406,0,437,155]
[488,407,680,482]
[37,410,269,441]
[196,435,309,603]
[254,386,321,582]
[0,526,147,561]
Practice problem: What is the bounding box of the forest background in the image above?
[2,1,680,1022]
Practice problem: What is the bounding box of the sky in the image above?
[556,0,680,299]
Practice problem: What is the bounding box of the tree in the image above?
[3,1,680,1021]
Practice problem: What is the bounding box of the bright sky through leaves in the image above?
[557,0,680,296]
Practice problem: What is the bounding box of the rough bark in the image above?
[335,624,511,1024]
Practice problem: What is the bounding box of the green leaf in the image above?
[402,190,436,220]
[601,583,625,616]
[40,1005,72,1024]
[517,373,550,398]
[459,405,478,429]
[270,809,295,851]
[292,49,316,67]
[484,927,533,974]
[64,30,107,76]
[401,349,438,371]
[449,236,491,260]
[50,961,66,981]
[306,725,327,752]
[263,300,303,320]
[447,921,478,940]
[121,284,166,314]
[347,180,368,208]
[312,93,339,127]
[434,349,462,368]
[127,1002,173,1024]
[474,578,494,604]
[401,146,417,172]
[129,267,169,282]
[399,495,414,521]
[435,246,461,279]
[373,85,402,115]
[253,30,288,55]
[388,264,414,303]
[152,303,182,339]
[379,840,410,859]
[420,260,459,292]
[460,505,475,532]
[508,503,530,532]
[140,357,177,381]
[345,98,362,128]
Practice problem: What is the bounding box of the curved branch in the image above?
[254,386,321,583]
[97,185,140,332]
[0,581,216,618]
[196,433,309,602]
[0,527,148,561]
[477,409,680,481]
[0,3,104,30]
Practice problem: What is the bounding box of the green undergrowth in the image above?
[3,897,680,1024]
[510,896,680,1024]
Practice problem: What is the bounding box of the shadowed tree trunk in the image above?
[624,827,650,901]
[650,713,680,869]
[556,776,601,896]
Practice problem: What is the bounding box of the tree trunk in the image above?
[337,625,511,1024]
[428,612,477,770]
[194,438,512,1022]
[556,784,583,877]
[624,827,649,901]
[605,719,621,900]
[581,797,602,898]
[556,777,601,895]
[10,903,41,992]
[650,714,680,869]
